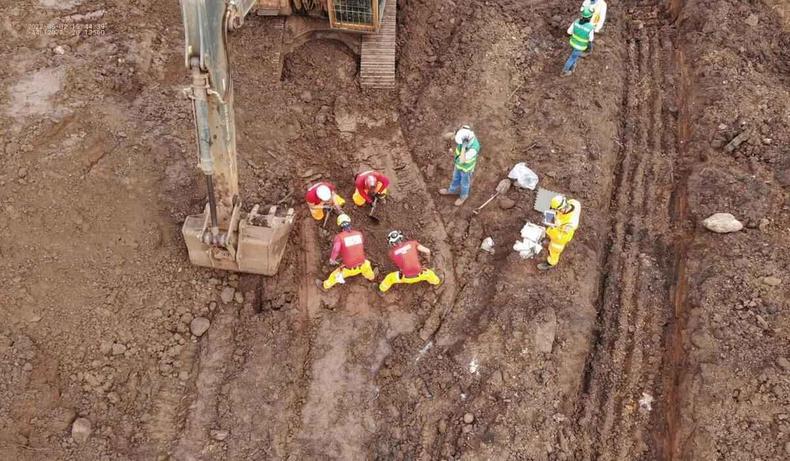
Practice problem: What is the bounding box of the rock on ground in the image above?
[534,307,557,354]
[71,417,92,444]
[190,317,211,337]
[702,213,743,233]
[220,287,235,303]
[189,317,211,337]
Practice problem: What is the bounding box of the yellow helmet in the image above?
[550,195,568,210]
[336,213,351,228]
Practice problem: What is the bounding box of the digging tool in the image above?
[321,206,333,228]
[473,179,512,215]
[368,196,381,223]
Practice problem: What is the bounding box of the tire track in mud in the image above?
[576,4,678,459]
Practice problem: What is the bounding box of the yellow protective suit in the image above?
[546,199,581,266]
[378,269,441,293]
[322,260,375,290]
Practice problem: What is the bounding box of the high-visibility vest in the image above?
[389,240,422,277]
[569,21,594,51]
[454,138,481,173]
[335,230,366,267]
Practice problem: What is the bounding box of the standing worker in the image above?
[322,214,376,290]
[379,231,441,293]
[563,7,595,76]
[439,125,482,206]
[305,181,346,221]
[353,170,390,208]
[538,195,581,271]
[581,0,607,35]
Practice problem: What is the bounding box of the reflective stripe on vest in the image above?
[454,138,481,173]
[570,21,593,51]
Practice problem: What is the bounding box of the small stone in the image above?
[534,308,557,354]
[17,167,27,178]
[99,341,112,355]
[111,343,127,356]
[438,418,447,434]
[53,45,66,54]
[23,362,33,371]
[208,301,218,312]
[761,276,781,287]
[758,218,770,232]
[220,287,235,303]
[210,429,229,441]
[702,213,743,234]
[234,291,244,304]
[300,91,313,103]
[462,424,473,434]
[71,417,92,444]
[776,357,790,371]
[498,197,516,210]
[190,317,210,337]
[179,371,190,381]
[785,440,790,454]
[180,313,193,325]
[745,14,759,27]
[463,413,475,424]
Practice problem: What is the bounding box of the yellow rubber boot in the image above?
[322,267,343,290]
[310,204,325,221]
[379,271,401,292]
[352,189,366,206]
[422,269,441,285]
[359,260,375,281]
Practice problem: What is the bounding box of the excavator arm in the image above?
[180,0,294,275]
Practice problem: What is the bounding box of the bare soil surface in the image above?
[0,0,787,460]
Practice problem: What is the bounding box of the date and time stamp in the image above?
[22,22,108,37]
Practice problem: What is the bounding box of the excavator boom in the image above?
[180,0,293,275]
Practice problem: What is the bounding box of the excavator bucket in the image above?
[182,204,294,276]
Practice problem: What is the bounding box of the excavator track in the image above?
[360,0,396,89]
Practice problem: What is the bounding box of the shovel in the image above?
[473,179,512,215]
[368,196,381,223]
[321,206,333,228]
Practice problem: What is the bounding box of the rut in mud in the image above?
[576,1,685,459]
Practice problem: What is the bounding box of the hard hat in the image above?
[550,194,568,210]
[365,175,377,188]
[316,184,332,202]
[455,126,475,145]
[581,7,593,18]
[337,213,351,228]
[387,230,404,245]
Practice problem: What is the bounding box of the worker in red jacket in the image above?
[379,230,441,293]
[352,170,390,208]
[322,214,376,290]
[305,181,346,221]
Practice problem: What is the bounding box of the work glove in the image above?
[329,259,339,266]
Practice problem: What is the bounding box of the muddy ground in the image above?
[0,0,788,460]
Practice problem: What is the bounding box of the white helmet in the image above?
[387,230,404,245]
[316,184,332,202]
[365,175,377,188]
[455,125,475,145]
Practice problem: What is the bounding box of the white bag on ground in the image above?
[514,223,546,259]
[508,162,539,190]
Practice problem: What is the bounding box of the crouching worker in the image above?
[379,231,441,293]
[353,170,390,208]
[305,181,346,221]
[322,214,375,290]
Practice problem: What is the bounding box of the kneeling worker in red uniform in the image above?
[305,181,346,221]
[353,170,390,208]
[322,214,376,290]
[379,231,441,293]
